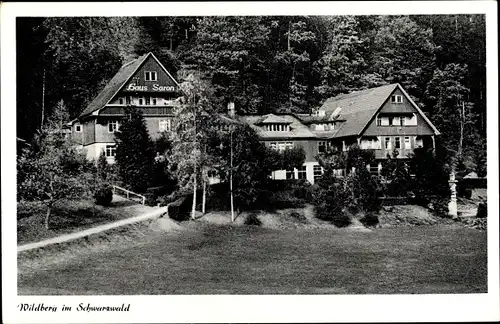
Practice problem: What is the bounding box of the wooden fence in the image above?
[112,185,146,205]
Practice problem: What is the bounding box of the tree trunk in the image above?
[191,173,197,220]
[45,205,51,230]
[41,68,46,127]
[202,178,206,215]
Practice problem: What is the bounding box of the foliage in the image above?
[94,183,113,206]
[281,146,307,172]
[244,213,262,226]
[114,106,155,193]
[313,145,381,226]
[381,149,413,196]
[17,100,94,229]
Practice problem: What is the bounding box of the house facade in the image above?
[68,52,181,163]
[237,83,440,184]
[70,53,440,185]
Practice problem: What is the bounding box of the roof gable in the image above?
[257,114,292,124]
[321,84,398,138]
[79,52,180,118]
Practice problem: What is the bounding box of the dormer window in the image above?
[145,71,157,81]
[391,95,403,103]
[315,109,326,117]
[266,124,290,132]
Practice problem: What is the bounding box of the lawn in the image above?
[18,223,487,294]
[17,197,156,244]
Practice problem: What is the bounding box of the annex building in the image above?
[69,52,440,184]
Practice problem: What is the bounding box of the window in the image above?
[315,124,325,131]
[404,137,411,149]
[384,137,391,150]
[395,137,401,149]
[108,120,119,133]
[313,165,323,180]
[105,145,116,157]
[377,116,382,126]
[145,71,157,81]
[152,98,157,105]
[400,116,405,126]
[318,141,327,153]
[75,124,82,133]
[415,137,423,148]
[368,164,379,176]
[388,117,394,126]
[270,142,277,150]
[145,97,151,105]
[138,97,144,105]
[119,98,124,105]
[286,142,293,150]
[286,169,295,180]
[391,95,403,103]
[297,166,307,180]
[278,142,286,152]
[126,96,131,105]
[159,119,171,132]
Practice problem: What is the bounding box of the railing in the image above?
[112,185,146,205]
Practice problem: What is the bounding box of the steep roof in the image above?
[79,53,149,118]
[320,84,399,138]
[238,114,316,139]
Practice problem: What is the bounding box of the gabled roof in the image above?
[79,54,149,118]
[79,52,181,118]
[319,83,440,138]
[320,84,398,138]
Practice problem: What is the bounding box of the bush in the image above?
[476,202,487,218]
[458,186,472,199]
[144,193,157,207]
[288,211,308,223]
[94,184,113,206]
[360,213,379,227]
[244,213,262,226]
[315,205,351,227]
[431,197,449,217]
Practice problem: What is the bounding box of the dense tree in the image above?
[425,63,478,170]
[114,106,155,193]
[17,100,94,229]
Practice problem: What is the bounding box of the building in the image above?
[237,83,440,183]
[70,53,440,184]
[68,52,182,162]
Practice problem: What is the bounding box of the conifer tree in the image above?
[114,106,155,193]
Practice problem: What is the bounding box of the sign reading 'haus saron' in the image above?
[125,83,176,92]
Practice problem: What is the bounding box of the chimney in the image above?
[227,101,236,118]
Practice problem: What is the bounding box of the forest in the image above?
[17,15,487,174]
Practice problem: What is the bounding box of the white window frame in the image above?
[74,124,82,133]
[159,119,171,132]
[400,116,406,126]
[145,97,151,105]
[278,142,286,152]
[270,142,277,150]
[286,142,293,150]
[313,165,323,180]
[391,95,403,103]
[145,71,157,82]
[318,141,327,153]
[108,120,119,133]
[404,136,411,149]
[395,137,401,149]
[125,96,131,105]
[152,97,157,105]
[377,116,382,126]
[297,165,307,180]
[384,137,391,150]
[105,144,116,157]
[286,169,295,180]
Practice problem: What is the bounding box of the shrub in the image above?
[316,205,351,227]
[476,202,487,218]
[288,211,308,223]
[94,184,113,206]
[144,193,157,207]
[431,197,449,217]
[244,213,262,226]
[360,213,379,227]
